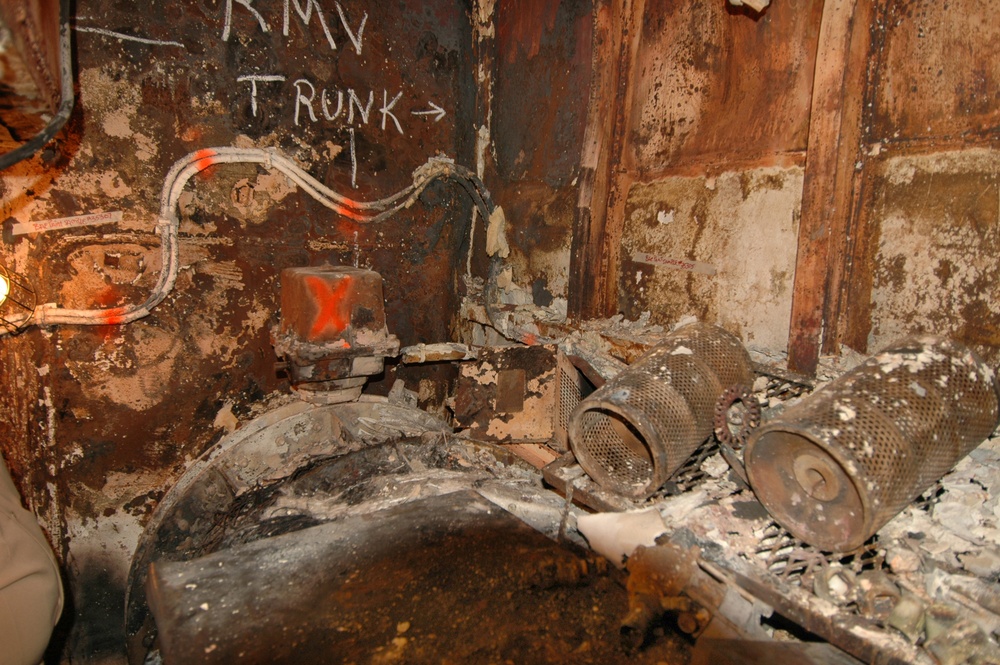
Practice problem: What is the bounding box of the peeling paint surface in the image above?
[619,167,802,355]
[862,149,1000,364]
[488,0,592,301]
[454,345,566,443]
[872,0,1000,142]
[0,1,475,660]
[629,0,821,171]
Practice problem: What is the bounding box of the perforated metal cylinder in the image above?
[745,335,1000,553]
[569,323,754,498]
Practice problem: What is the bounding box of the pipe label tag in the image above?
[10,211,122,236]
[632,251,718,276]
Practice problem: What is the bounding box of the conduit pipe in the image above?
[16,146,543,345]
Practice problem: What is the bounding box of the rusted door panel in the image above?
[870,0,1000,144]
[628,0,822,174]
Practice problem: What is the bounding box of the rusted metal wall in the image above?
[571,0,1000,369]
[626,0,819,174]
[0,0,474,660]
[485,0,593,305]
[0,0,64,150]
[619,168,803,352]
[842,0,1000,366]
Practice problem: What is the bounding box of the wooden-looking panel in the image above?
[786,0,874,374]
[627,0,823,173]
[0,0,63,152]
[841,0,1000,365]
[871,0,1000,143]
[571,0,824,326]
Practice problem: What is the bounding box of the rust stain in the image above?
[619,168,801,354]
[628,0,822,172]
[496,0,559,63]
[493,0,593,184]
[872,0,1000,143]
[853,151,1000,365]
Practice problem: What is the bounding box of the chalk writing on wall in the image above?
[82,0,457,191]
[223,0,368,54]
[223,0,449,186]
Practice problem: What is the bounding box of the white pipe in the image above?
[29,147,463,329]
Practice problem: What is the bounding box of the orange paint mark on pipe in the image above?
[100,312,127,326]
[91,288,127,336]
[191,148,217,164]
[333,204,369,222]
[98,305,127,341]
[192,148,218,180]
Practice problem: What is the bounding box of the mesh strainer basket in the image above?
[568,322,754,499]
[745,335,1000,553]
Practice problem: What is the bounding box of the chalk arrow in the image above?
[411,101,446,122]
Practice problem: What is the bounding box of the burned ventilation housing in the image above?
[271,266,400,403]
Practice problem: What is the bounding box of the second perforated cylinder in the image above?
[745,335,1000,552]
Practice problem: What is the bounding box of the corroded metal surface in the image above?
[0,0,62,150]
[573,0,823,334]
[870,0,1000,144]
[1,0,1000,660]
[124,400,453,662]
[488,0,593,306]
[453,343,582,447]
[626,0,822,172]
[130,406,690,665]
[1,0,475,659]
[272,266,399,394]
[746,335,1000,552]
[616,168,802,352]
[844,151,1000,367]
